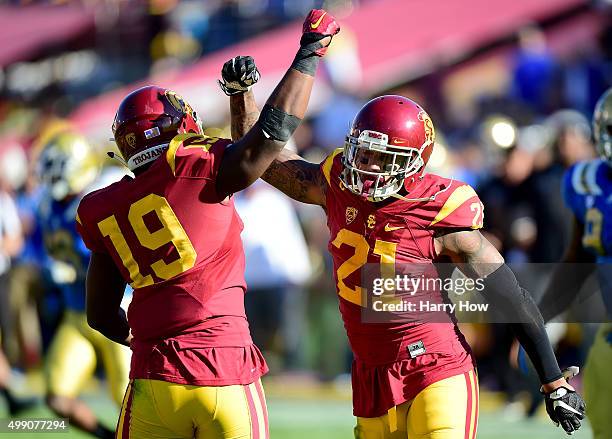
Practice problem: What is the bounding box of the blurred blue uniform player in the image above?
[535,88,612,439]
[37,131,130,439]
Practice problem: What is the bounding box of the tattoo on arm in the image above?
[230,91,260,141]
[262,148,327,206]
[435,229,504,278]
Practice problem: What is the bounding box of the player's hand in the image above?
[218,56,260,96]
[300,9,340,57]
[541,367,586,435]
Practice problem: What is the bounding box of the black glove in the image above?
[542,367,586,435]
[218,56,260,96]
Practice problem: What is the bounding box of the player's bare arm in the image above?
[434,228,503,277]
[86,252,132,347]
[215,9,339,197]
[263,149,327,206]
[230,91,260,142]
[538,217,596,322]
[435,228,586,433]
[220,55,327,206]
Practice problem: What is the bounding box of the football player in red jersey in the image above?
[225,65,586,436]
[75,9,339,439]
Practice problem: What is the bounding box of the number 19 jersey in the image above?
[76,133,267,386]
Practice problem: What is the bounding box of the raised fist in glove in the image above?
[218,56,260,96]
[300,9,340,56]
[291,9,340,76]
[542,367,586,435]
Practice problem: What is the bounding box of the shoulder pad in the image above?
[166,133,231,178]
[429,181,483,230]
[321,147,343,186]
[75,192,106,253]
[567,160,605,197]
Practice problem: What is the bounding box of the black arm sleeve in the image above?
[482,264,563,384]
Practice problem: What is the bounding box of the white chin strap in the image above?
[125,144,169,171]
[389,177,454,202]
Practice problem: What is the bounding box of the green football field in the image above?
[0,389,592,439]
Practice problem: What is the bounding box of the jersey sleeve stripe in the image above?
[322,148,343,185]
[571,162,589,195]
[75,212,82,225]
[166,133,217,176]
[429,185,478,227]
[166,134,186,175]
[585,160,603,195]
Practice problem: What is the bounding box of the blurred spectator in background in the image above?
[0,158,32,415]
[0,142,46,368]
[36,132,128,438]
[562,14,612,116]
[479,117,535,261]
[235,180,313,372]
[511,25,562,114]
[0,167,24,351]
[526,110,594,262]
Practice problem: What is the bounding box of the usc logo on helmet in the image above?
[125,133,137,147]
[165,90,195,119]
[418,110,435,144]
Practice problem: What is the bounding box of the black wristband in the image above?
[483,264,563,384]
[258,104,301,142]
[290,33,326,76]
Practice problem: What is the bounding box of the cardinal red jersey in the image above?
[76,133,267,386]
[320,148,482,418]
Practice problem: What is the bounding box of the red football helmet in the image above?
[112,85,203,171]
[341,95,435,201]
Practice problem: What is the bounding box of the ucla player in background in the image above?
[37,132,130,438]
[537,88,612,439]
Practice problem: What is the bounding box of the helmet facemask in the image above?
[596,124,612,163]
[341,130,429,202]
[594,89,612,164]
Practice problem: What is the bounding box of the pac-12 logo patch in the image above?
[346,207,358,225]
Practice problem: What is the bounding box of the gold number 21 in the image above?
[331,228,397,307]
[98,194,197,288]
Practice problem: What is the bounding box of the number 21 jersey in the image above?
[320,148,480,418]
